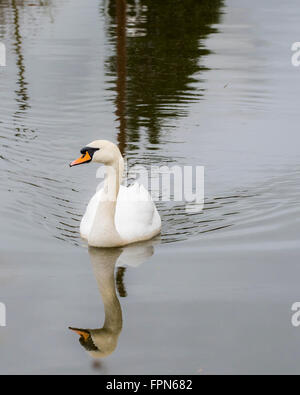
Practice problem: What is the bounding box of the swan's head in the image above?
[69,140,122,167]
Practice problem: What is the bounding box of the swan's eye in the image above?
[80,147,100,156]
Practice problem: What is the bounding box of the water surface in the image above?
[1,0,300,374]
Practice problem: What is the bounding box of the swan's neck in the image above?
[104,161,123,200]
[89,159,124,247]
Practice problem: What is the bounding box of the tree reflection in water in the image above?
[103,0,223,152]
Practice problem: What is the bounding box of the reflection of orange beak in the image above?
[69,151,91,167]
[69,327,90,341]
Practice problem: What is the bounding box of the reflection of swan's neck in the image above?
[89,161,124,247]
[87,248,123,358]
[94,250,122,334]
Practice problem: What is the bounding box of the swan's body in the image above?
[70,140,161,247]
[80,183,161,245]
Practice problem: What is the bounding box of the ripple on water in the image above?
[1,0,299,249]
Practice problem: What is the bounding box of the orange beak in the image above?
[69,327,90,341]
[69,151,92,167]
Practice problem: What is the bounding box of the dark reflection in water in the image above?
[114,0,127,155]
[69,241,155,360]
[116,266,127,297]
[103,0,223,151]
[0,0,53,139]
[11,0,30,114]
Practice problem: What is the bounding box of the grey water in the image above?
[0,0,300,374]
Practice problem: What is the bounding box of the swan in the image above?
[70,140,161,248]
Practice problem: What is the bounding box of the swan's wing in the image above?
[80,188,103,240]
[115,183,161,243]
[80,183,161,243]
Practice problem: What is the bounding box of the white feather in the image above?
[80,182,161,244]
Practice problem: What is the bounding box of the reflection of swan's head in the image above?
[69,140,122,167]
[69,240,158,359]
[69,326,120,358]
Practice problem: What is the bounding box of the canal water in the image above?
[0,0,300,374]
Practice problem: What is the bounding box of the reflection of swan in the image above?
[69,140,161,247]
[69,240,157,358]
[69,248,122,358]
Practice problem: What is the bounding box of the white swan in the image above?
[70,140,161,247]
